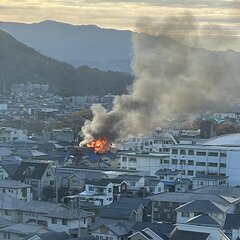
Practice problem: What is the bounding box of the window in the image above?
[169,177,174,181]
[220,163,226,168]
[129,157,137,163]
[196,162,206,166]
[4,210,10,216]
[3,232,10,239]
[172,159,178,165]
[130,181,136,186]
[188,160,194,165]
[62,219,68,225]
[208,152,218,157]
[88,186,94,191]
[188,150,194,155]
[187,170,194,176]
[163,148,169,152]
[182,212,189,217]
[180,149,186,155]
[172,149,178,154]
[196,151,206,156]
[163,160,169,164]
[220,152,227,157]
[180,160,186,165]
[208,162,218,167]
[52,218,57,224]
[108,188,112,193]
[122,157,127,162]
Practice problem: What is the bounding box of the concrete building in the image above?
[169,133,240,186]
[0,179,32,202]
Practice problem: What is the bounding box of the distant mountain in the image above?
[0,29,133,96]
[0,20,132,72]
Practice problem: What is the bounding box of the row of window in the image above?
[171,159,226,168]
[172,149,227,157]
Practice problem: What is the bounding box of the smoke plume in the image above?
[81,13,240,144]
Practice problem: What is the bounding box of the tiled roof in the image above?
[13,161,50,181]
[186,213,220,227]
[170,229,210,240]
[224,214,240,229]
[175,200,228,213]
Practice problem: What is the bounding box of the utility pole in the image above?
[78,195,81,237]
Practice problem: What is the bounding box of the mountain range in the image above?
[0,20,132,72]
[0,29,133,96]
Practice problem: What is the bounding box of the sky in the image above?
[0,0,239,49]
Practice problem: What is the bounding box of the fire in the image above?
[87,138,110,154]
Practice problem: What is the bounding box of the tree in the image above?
[42,185,56,201]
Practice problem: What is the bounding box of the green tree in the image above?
[42,185,56,201]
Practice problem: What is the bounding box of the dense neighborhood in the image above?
[0,84,240,240]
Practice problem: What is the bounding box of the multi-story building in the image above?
[0,179,32,202]
[119,152,169,175]
[169,133,240,186]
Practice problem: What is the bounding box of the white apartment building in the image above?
[120,133,240,186]
[169,133,240,186]
[119,152,170,175]
[122,131,177,153]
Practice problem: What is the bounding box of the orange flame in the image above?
[87,138,110,154]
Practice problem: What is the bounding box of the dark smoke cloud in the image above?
[81,13,240,144]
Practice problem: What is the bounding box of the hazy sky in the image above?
[0,0,240,51]
[0,0,239,31]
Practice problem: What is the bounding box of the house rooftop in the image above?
[224,213,240,229]
[23,231,71,240]
[19,201,64,214]
[92,222,129,236]
[0,179,31,189]
[175,200,228,214]
[186,213,220,227]
[170,229,210,240]
[190,186,240,197]
[0,223,49,235]
[147,192,232,205]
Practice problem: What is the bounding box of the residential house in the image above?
[116,175,145,195]
[12,161,55,200]
[171,215,230,240]
[0,147,12,160]
[0,159,20,179]
[14,149,47,161]
[46,208,94,234]
[0,179,32,202]
[42,128,74,142]
[129,222,174,240]
[79,179,113,206]
[192,175,228,189]
[19,200,67,226]
[223,213,240,240]
[0,196,26,223]
[0,127,28,142]
[147,191,240,223]
[23,231,71,240]
[144,177,164,195]
[91,222,129,240]
[0,223,51,240]
[175,200,231,227]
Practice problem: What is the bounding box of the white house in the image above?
[119,152,169,175]
[0,179,32,202]
[0,127,28,142]
[79,179,114,206]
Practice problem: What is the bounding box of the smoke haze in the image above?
[81,13,240,144]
